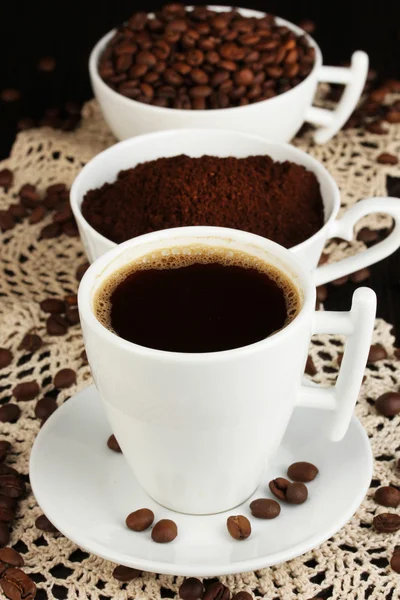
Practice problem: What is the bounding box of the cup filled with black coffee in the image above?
[78,225,376,514]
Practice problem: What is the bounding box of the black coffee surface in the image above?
[99,259,296,353]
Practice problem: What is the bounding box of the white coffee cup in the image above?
[71,129,400,286]
[89,6,368,144]
[78,225,376,515]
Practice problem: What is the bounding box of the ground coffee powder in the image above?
[81,154,324,248]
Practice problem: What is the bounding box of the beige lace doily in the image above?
[0,98,400,600]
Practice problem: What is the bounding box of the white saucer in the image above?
[30,385,373,577]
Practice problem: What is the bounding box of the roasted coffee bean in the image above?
[269,477,290,501]
[126,508,154,531]
[151,519,178,543]
[35,514,58,533]
[13,381,39,402]
[40,223,61,239]
[46,314,68,336]
[203,582,230,600]
[18,334,42,353]
[40,298,66,314]
[29,205,46,225]
[377,153,398,165]
[250,498,280,519]
[0,506,14,523]
[112,565,141,582]
[107,434,122,453]
[0,567,36,600]
[0,169,13,189]
[350,268,371,283]
[391,546,400,573]
[232,593,252,600]
[0,466,18,477]
[374,486,400,508]
[76,262,89,281]
[65,306,80,325]
[0,523,10,547]
[0,441,11,463]
[368,344,388,363]
[386,111,400,124]
[35,397,57,421]
[0,547,24,567]
[376,392,400,417]
[54,368,76,389]
[287,462,318,482]
[286,481,308,504]
[62,220,79,237]
[366,120,387,135]
[19,184,40,208]
[0,211,15,232]
[0,476,25,499]
[0,349,13,370]
[305,355,317,376]
[179,577,204,600]
[8,204,27,221]
[0,404,21,424]
[0,497,16,511]
[0,88,21,102]
[65,294,78,307]
[373,512,400,533]
[53,206,73,224]
[226,515,251,540]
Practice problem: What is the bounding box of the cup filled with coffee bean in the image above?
[70,129,400,285]
[89,4,368,144]
[78,225,376,514]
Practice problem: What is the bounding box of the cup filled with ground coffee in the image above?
[70,129,400,286]
[89,4,368,144]
[78,225,376,514]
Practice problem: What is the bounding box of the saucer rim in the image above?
[30,385,373,577]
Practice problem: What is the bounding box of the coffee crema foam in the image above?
[94,245,301,335]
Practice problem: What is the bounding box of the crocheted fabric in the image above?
[0,97,399,600]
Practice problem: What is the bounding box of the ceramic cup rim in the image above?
[89,5,322,117]
[70,128,341,257]
[78,225,316,362]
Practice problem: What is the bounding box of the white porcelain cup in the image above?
[71,129,400,287]
[78,225,376,515]
[89,6,369,145]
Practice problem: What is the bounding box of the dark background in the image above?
[1,1,400,341]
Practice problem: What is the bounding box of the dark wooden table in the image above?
[1,0,400,342]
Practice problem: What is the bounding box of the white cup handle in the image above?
[305,50,369,144]
[298,287,376,441]
[314,197,400,286]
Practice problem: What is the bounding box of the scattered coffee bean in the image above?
[377,153,398,165]
[0,547,24,567]
[357,227,379,244]
[386,111,400,124]
[390,546,400,573]
[0,497,16,511]
[269,477,290,501]
[0,466,18,477]
[0,506,15,523]
[305,355,317,376]
[179,577,204,600]
[203,582,230,600]
[35,514,58,533]
[0,476,25,499]
[46,314,68,336]
[40,223,61,239]
[35,397,57,421]
[331,275,349,286]
[38,56,56,72]
[126,508,154,531]
[76,262,89,281]
[0,567,36,600]
[0,89,21,102]
[250,498,280,519]
[112,565,141,582]
[65,294,78,307]
[0,211,15,232]
[19,184,40,208]
[0,169,13,189]
[374,486,400,508]
[298,19,316,33]
[40,298,66,314]
[350,268,371,283]
[0,404,21,424]
[65,306,80,325]
[286,481,308,504]
[226,515,251,540]
[151,519,178,543]
[232,593,252,600]
[316,285,327,303]
[0,523,10,547]
[373,512,400,533]
[287,462,318,482]
[0,349,13,370]
[368,344,387,363]
[366,120,387,135]
[0,441,11,463]
[107,434,122,453]
[8,204,27,221]
[54,368,76,389]
[29,205,46,225]
[13,381,40,402]
[18,334,42,353]
[375,392,400,417]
